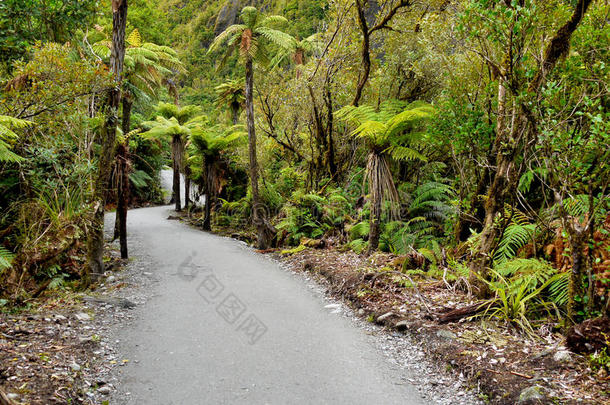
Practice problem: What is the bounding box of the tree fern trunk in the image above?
[245,58,272,249]
[368,152,383,254]
[184,165,191,210]
[115,96,132,259]
[116,142,129,259]
[231,103,239,125]
[202,161,212,231]
[172,134,181,211]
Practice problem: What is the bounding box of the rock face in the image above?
[214,0,260,36]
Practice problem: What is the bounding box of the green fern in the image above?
[493,258,569,308]
[349,238,368,254]
[0,115,32,162]
[0,246,15,273]
[547,272,569,306]
[349,221,370,241]
[494,222,536,265]
[129,170,153,189]
[494,258,554,292]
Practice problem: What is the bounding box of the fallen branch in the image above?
[437,300,498,324]
[510,370,533,379]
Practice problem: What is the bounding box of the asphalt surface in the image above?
[109,191,427,404]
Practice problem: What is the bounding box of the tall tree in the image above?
[336,100,434,252]
[93,28,184,258]
[467,0,594,294]
[189,125,245,230]
[140,104,204,210]
[86,0,127,285]
[208,6,295,249]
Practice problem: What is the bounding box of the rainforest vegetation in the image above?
[0,0,609,377]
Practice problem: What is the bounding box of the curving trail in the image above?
[108,192,427,404]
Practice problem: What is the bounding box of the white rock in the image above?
[75,312,91,321]
[553,350,571,363]
[376,312,394,322]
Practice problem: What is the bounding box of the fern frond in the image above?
[387,145,427,162]
[349,221,370,241]
[494,223,537,265]
[208,24,246,54]
[0,246,15,271]
[259,15,289,27]
[255,27,295,51]
[127,29,142,47]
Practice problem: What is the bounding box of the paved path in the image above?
[110,205,426,404]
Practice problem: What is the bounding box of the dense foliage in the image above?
[0,0,608,337]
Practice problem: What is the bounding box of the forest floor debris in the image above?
[0,243,150,405]
[275,247,610,404]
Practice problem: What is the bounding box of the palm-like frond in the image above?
[0,115,32,163]
[209,7,294,71]
[240,7,260,27]
[352,121,388,144]
[208,24,246,54]
[254,27,296,50]
[387,145,427,162]
[140,116,194,141]
[337,100,434,150]
[127,29,142,47]
[92,32,184,101]
[155,102,203,125]
[215,79,245,107]
[259,15,288,27]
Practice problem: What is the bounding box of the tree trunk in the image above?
[567,230,586,323]
[245,58,273,249]
[353,0,370,107]
[231,102,240,125]
[324,83,337,178]
[454,168,488,242]
[294,48,304,79]
[172,134,181,211]
[116,142,129,259]
[85,0,127,286]
[367,151,383,254]
[202,161,212,231]
[368,189,382,253]
[113,96,132,258]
